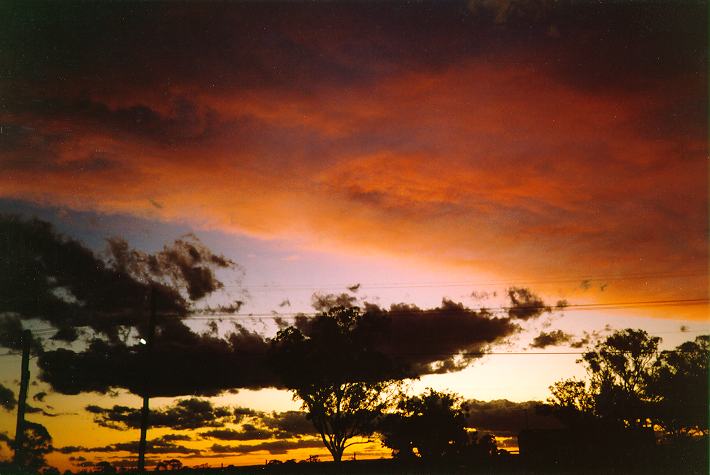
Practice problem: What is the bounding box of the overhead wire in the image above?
[183,297,710,320]
[221,269,707,292]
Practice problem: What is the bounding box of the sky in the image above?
[0,1,708,471]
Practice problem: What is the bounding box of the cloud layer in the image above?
[0,2,706,316]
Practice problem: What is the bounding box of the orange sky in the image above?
[0,1,707,471]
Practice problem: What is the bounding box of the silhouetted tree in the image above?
[546,328,709,441]
[12,421,53,472]
[543,378,596,427]
[581,329,660,427]
[155,458,182,471]
[270,306,399,463]
[380,389,468,461]
[649,335,709,436]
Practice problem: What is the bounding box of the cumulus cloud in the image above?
[530,330,573,349]
[0,383,16,411]
[0,216,236,346]
[506,288,551,320]
[278,290,553,387]
[363,291,553,376]
[106,234,236,301]
[32,391,47,402]
[25,404,60,417]
[200,425,273,441]
[21,212,553,397]
[210,438,325,455]
[202,410,318,441]
[258,411,318,439]
[37,302,274,397]
[529,329,603,349]
[85,398,233,431]
[58,436,201,455]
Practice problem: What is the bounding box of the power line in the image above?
[224,270,707,292]
[0,299,706,336]
[183,297,710,320]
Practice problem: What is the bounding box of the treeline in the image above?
[524,328,708,472]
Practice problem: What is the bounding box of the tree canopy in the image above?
[379,389,468,461]
[546,329,708,437]
[649,335,709,436]
[270,306,400,462]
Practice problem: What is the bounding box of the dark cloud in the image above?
[233,407,259,423]
[209,410,318,441]
[35,304,272,397]
[32,391,47,402]
[311,292,357,313]
[470,291,492,301]
[160,434,193,442]
[529,329,602,349]
[12,210,549,396]
[0,315,43,355]
[530,330,573,349]
[258,411,318,439]
[284,291,552,382]
[0,215,205,343]
[199,301,245,315]
[506,287,551,320]
[58,437,200,455]
[3,2,703,99]
[464,399,561,436]
[25,403,59,417]
[568,330,606,349]
[106,232,235,301]
[359,298,532,377]
[210,438,324,455]
[37,308,273,397]
[85,398,232,431]
[273,316,290,330]
[0,216,266,398]
[201,425,273,441]
[0,383,16,411]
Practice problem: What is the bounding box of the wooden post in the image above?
[13,329,31,466]
[137,286,157,472]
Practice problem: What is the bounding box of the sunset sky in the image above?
[0,1,708,471]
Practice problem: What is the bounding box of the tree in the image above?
[379,389,469,461]
[581,328,660,427]
[155,459,183,471]
[547,328,709,437]
[649,335,709,436]
[12,421,53,472]
[543,378,596,428]
[270,306,399,463]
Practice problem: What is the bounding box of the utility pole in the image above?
[137,285,157,472]
[13,329,31,466]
